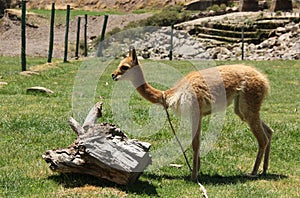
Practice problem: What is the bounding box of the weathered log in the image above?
[42,102,152,185]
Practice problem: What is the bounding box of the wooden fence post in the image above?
[97,14,109,57]
[64,5,71,63]
[84,14,88,57]
[21,0,27,71]
[47,2,55,63]
[169,24,174,61]
[241,25,245,60]
[75,16,81,59]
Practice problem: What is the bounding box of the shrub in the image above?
[275,11,282,16]
[139,5,192,27]
[220,3,227,11]
[107,27,122,37]
[207,4,221,12]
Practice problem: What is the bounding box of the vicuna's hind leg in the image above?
[247,115,269,175]
[234,94,270,176]
[261,121,273,175]
[191,114,202,181]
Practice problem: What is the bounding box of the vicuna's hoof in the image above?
[261,170,267,176]
[247,173,259,178]
[190,175,198,182]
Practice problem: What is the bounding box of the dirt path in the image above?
[0,12,151,58]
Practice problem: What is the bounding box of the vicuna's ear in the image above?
[129,47,138,65]
[129,47,133,57]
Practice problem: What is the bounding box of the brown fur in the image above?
[112,48,273,180]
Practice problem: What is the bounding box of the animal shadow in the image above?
[200,173,288,185]
[48,173,158,196]
[145,171,287,185]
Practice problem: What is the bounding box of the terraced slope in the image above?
[176,12,300,44]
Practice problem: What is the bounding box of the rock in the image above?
[98,17,300,61]
[231,6,239,12]
[278,33,291,43]
[141,50,150,59]
[208,10,216,15]
[20,71,40,76]
[175,44,198,56]
[248,43,256,51]
[27,86,54,94]
[259,0,268,10]
[276,27,287,34]
[0,82,8,86]
[258,37,277,49]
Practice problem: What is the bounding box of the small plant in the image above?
[259,12,264,19]
[207,4,221,12]
[138,5,193,27]
[220,3,227,11]
[275,11,282,16]
[107,27,122,36]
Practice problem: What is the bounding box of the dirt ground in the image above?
[0,10,151,58]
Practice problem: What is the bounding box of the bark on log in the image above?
[42,102,152,185]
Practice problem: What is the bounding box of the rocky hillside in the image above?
[1,1,299,60]
[100,15,300,61]
[1,0,194,16]
[25,0,193,11]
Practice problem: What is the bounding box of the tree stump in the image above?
[42,102,152,185]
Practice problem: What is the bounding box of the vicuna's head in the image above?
[112,47,142,82]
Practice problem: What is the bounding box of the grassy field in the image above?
[0,56,299,197]
[27,9,124,25]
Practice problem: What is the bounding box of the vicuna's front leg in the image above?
[191,114,202,181]
[246,115,269,176]
[235,86,272,176]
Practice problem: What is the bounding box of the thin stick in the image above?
[162,92,208,198]
[162,96,192,172]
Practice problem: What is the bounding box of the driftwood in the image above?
[42,102,152,185]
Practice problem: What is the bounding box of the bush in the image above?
[103,5,193,40]
[142,10,179,26]
[220,3,227,11]
[275,11,282,16]
[139,5,192,27]
[107,27,122,37]
[207,4,221,12]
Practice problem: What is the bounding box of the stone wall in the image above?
[270,0,293,12]
[185,0,228,11]
[239,0,259,11]
[0,1,4,17]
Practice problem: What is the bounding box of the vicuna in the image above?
[112,48,273,180]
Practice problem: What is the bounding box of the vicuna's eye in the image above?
[120,65,129,71]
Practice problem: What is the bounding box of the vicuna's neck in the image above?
[136,83,164,104]
[129,66,164,105]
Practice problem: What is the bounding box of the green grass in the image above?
[30,8,124,18]
[0,57,299,197]
[28,9,124,25]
